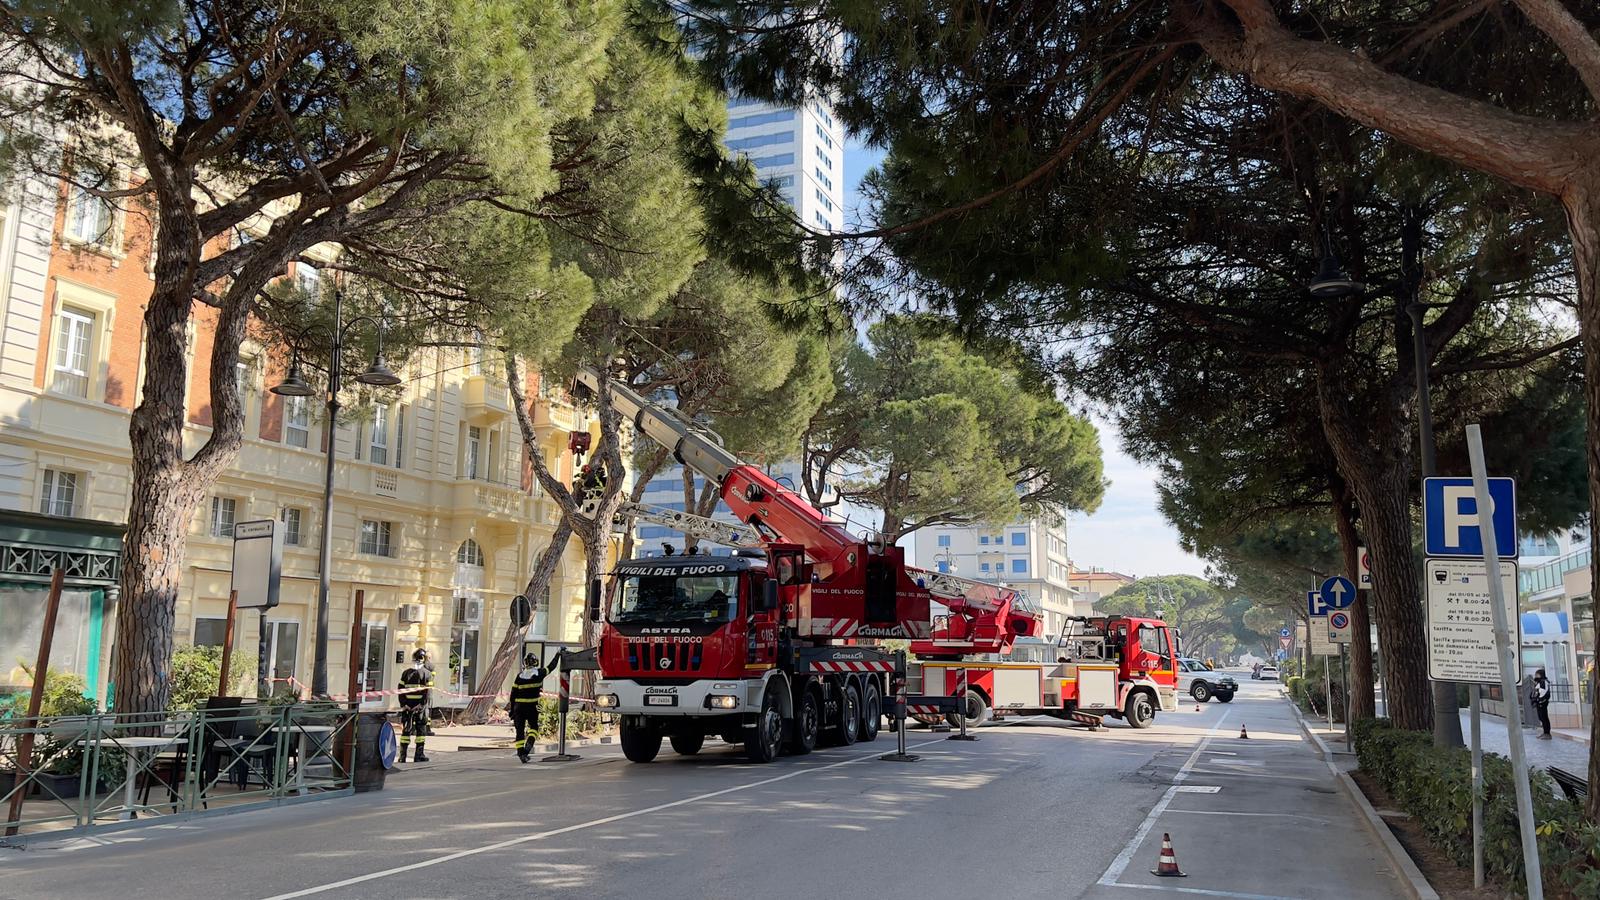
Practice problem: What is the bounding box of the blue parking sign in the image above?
[1423,477,1516,559]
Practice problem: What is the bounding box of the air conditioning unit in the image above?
[398,603,424,624]
[454,597,483,625]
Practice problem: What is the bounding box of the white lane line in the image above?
[258,738,954,900]
[1103,881,1301,900]
[1097,710,1230,887]
[1164,809,1329,824]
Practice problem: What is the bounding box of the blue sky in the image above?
[842,137,1207,578]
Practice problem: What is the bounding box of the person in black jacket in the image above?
[1532,668,1553,739]
[397,648,435,762]
[510,651,561,762]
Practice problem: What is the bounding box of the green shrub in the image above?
[169,645,260,709]
[1353,716,1599,896]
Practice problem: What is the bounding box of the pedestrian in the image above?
[1532,667,1552,740]
[397,648,435,762]
[509,650,561,763]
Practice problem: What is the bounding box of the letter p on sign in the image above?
[1423,477,1517,559]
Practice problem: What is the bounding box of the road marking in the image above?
[1103,882,1302,900]
[1097,709,1231,887]
[257,737,954,900]
[1175,785,1220,794]
[1164,809,1329,824]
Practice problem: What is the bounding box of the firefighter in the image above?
[509,650,561,762]
[397,648,435,762]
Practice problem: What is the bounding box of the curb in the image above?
[456,734,616,754]
[1286,697,1439,900]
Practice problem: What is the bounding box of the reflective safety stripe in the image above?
[399,736,411,744]
[513,698,540,704]
[513,739,525,748]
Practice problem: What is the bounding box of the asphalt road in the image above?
[0,672,1405,900]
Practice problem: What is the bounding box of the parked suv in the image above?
[1177,658,1236,703]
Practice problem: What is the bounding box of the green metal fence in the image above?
[1,703,357,840]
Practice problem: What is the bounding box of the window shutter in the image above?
[353,421,363,460]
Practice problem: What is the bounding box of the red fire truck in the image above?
[580,369,983,764]
[912,615,1181,729]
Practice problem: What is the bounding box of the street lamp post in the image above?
[271,290,401,699]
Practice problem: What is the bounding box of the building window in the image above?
[813,211,829,229]
[51,307,94,397]
[39,469,79,517]
[457,539,484,567]
[280,507,303,546]
[727,131,794,152]
[729,109,794,130]
[1012,559,1028,575]
[465,425,482,479]
[368,405,389,465]
[979,535,989,546]
[65,174,116,247]
[815,168,832,190]
[750,152,795,168]
[294,262,320,296]
[814,189,834,212]
[980,562,991,573]
[815,145,832,169]
[284,396,310,448]
[765,174,795,189]
[195,616,229,648]
[360,520,392,556]
[937,534,951,547]
[1011,532,1026,546]
[210,496,237,538]
[814,124,834,149]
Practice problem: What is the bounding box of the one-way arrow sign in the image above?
[1320,575,1356,611]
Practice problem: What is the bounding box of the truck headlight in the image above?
[596,693,619,709]
[705,694,739,709]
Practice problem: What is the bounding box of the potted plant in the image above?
[0,668,105,799]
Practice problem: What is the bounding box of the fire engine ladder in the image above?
[913,569,1035,617]
[613,501,764,550]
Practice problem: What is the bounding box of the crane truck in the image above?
[575,369,1178,761]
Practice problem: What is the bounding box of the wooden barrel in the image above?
[352,712,394,793]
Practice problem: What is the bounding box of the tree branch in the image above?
[1511,0,1600,103]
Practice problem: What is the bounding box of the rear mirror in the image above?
[587,579,602,622]
[762,580,779,613]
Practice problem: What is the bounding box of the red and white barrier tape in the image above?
[266,676,595,705]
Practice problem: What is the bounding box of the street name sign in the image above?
[1425,558,1521,683]
[1320,575,1356,610]
[1423,477,1517,559]
[1328,609,1353,644]
[231,519,283,610]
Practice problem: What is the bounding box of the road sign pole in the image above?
[1324,655,1333,725]
[1470,682,1484,889]
[1342,643,1351,750]
[1466,424,1541,900]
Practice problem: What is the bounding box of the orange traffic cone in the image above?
[1194,703,1201,712]
[1239,724,1249,739]
[1151,833,1186,877]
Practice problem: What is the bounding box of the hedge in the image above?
[1351,718,1600,897]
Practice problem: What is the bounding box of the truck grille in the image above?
[628,641,702,673]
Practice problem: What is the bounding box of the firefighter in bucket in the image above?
[397,648,435,762]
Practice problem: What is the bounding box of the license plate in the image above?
[645,695,676,706]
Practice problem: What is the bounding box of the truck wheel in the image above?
[745,684,783,763]
[620,719,662,763]
[1215,691,1234,703]
[1124,691,1156,729]
[788,687,820,755]
[837,683,861,746]
[948,689,991,730]
[1191,682,1212,703]
[859,681,882,742]
[670,733,704,756]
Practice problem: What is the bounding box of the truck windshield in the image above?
[613,574,739,624]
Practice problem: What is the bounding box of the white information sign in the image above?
[1308,616,1337,656]
[1425,558,1520,684]
[232,519,283,609]
[1328,609,1353,644]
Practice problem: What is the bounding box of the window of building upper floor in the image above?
[210,496,237,538]
[360,519,393,556]
[1010,532,1027,546]
[1011,558,1027,574]
[50,307,94,398]
[937,534,951,547]
[39,469,80,517]
[279,506,303,546]
[284,396,311,448]
[64,169,119,250]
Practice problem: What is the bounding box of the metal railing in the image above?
[1,703,357,840]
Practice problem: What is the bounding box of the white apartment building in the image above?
[726,93,845,233]
[911,519,1076,639]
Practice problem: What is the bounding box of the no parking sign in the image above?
[1328,609,1353,644]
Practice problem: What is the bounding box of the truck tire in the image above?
[837,683,861,746]
[670,733,704,756]
[1191,682,1212,703]
[621,719,662,763]
[1215,691,1235,703]
[745,683,783,763]
[948,689,991,730]
[788,687,820,755]
[1124,691,1156,729]
[859,680,882,742]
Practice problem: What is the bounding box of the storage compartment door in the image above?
[1077,666,1118,710]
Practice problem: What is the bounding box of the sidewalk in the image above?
[1455,710,1590,773]
[397,721,616,757]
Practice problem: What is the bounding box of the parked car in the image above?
[1257,664,1280,681]
[1176,658,1236,703]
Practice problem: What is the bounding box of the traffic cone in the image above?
[1151,833,1186,877]
[1194,703,1201,712]
[1239,724,1249,739]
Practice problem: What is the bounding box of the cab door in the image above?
[1136,623,1180,711]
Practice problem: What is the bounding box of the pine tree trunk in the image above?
[461,518,575,724]
[1332,485,1375,723]
[1565,185,1600,825]
[1317,379,1433,732]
